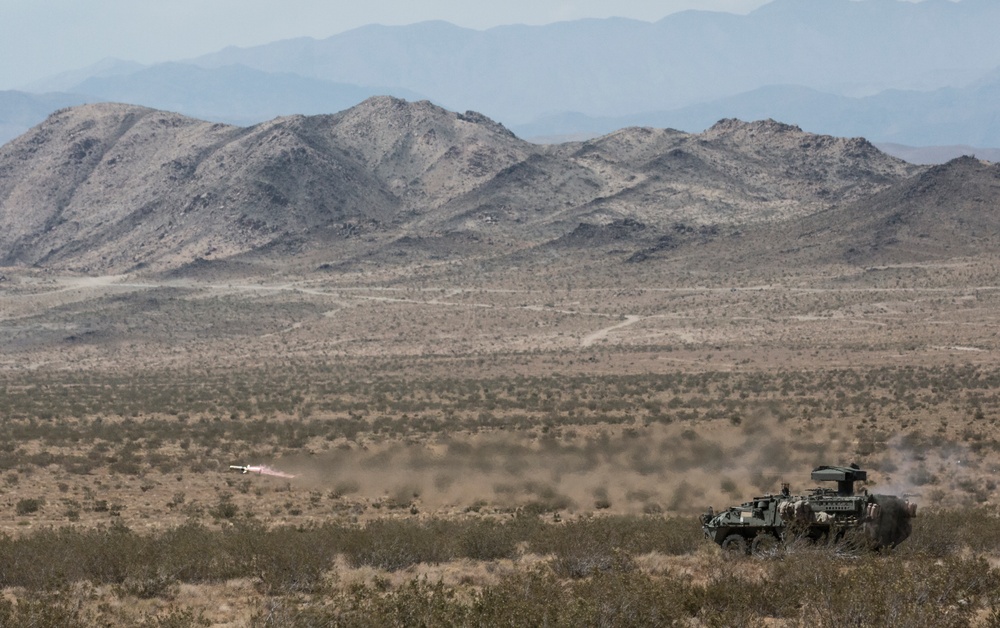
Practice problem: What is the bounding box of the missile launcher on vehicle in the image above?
[701,465,916,554]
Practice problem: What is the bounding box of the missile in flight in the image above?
[228,464,296,478]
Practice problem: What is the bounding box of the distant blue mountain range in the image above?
[513,75,1000,148]
[3,0,999,155]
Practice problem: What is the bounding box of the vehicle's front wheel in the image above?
[721,534,748,555]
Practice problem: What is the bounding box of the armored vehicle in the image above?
[701,465,917,554]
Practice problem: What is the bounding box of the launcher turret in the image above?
[810,464,867,496]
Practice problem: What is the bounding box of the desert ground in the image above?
[2,255,1000,625]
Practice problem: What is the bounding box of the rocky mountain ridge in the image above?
[4,97,991,277]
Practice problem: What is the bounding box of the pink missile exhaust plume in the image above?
[229,464,296,478]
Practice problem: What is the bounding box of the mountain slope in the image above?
[0,99,925,274]
[432,119,918,241]
[309,97,531,209]
[803,157,1000,264]
[674,155,1000,274]
[0,103,399,271]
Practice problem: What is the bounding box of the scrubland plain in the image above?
[3,253,1000,626]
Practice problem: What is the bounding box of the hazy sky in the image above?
[3,0,778,89]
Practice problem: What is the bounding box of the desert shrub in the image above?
[258,567,701,627]
[699,562,793,623]
[0,522,241,590]
[155,521,245,582]
[527,515,701,562]
[210,494,239,520]
[341,519,457,571]
[15,497,43,515]
[530,518,652,578]
[902,509,965,558]
[115,570,179,600]
[0,526,130,589]
[114,548,1000,627]
[551,545,635,579]
[693,544,999,627]
[0,590,91,627]
[108,457,142,475]
[3,508,996,625]
[564,570,697,627]
[456,519,518,561]
[472,567,572,626]
[136,608,211,628]
[249,578,472,627]
[250,524,340,594]
[793,553,994,627]
[352,578,472,627]
[898,507,1000,558]
[81,523,147,584]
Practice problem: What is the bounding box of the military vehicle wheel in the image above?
[751,533,780,556]
[721,534,748,554]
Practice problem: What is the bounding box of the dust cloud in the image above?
[267,414,863,516]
